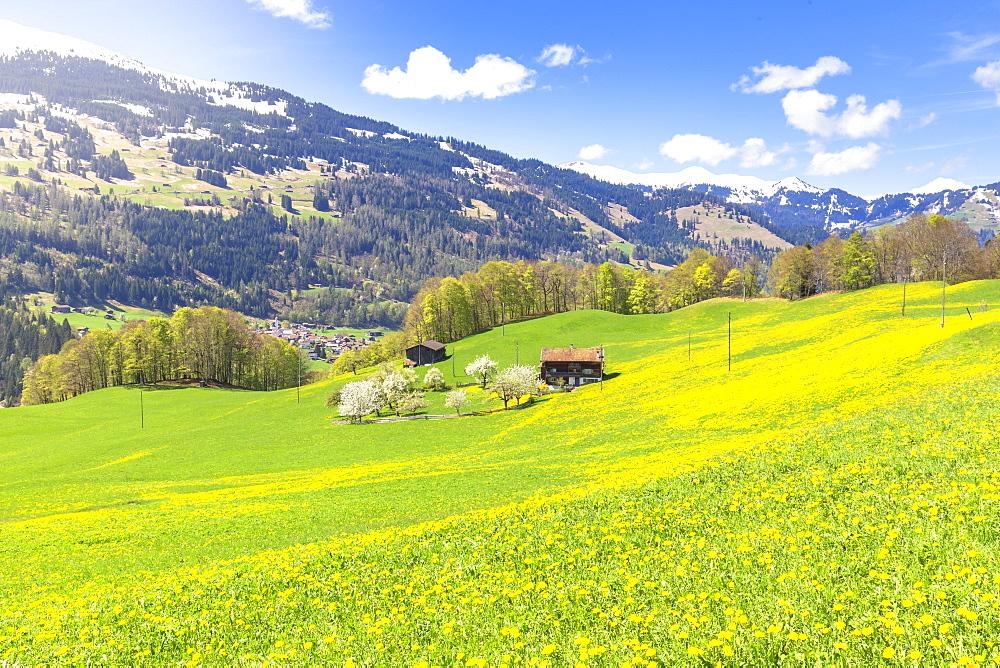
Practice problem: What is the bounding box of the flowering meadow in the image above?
[2,281,1000,665]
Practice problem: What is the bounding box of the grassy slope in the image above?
[2,281,1000,664]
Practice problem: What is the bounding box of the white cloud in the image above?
[659,134,736,166]
[539,44,577,67]
[362,46,535,101]
[659,134,782,168]
[904,161,935,173]
[782,89,901,138]
[248,0,330,28]
[838,95,903,138]
[945,32,1000,63]
[782,89,838,135]
[739,137,779,168]
[635,158,655,170]
[806,143,882,175]
[973,60,1000,104]
[577,143,610,160]
[737,56,850,94]
[940,154,970,175]
[915,112,938,129]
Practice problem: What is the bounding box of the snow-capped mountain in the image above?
[562,161,822,202]
[909,177,971,195]
[0,19,219,89]
[0,19,290,116]
[2,16,998,245]
[564,162,1000,234]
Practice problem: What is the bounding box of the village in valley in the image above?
[254,319,384,362]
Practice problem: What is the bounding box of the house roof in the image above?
[539,347,603,363]
[413,340,446,351]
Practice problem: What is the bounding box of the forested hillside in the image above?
[0,48,790,405]
[0,297,73,405]
[0,51,779,322]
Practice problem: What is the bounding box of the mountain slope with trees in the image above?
[0,49,780,320]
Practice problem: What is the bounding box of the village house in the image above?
[539,347,604,388]
[405,340,446,366]
[50,304,71,314]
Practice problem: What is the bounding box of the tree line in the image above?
[403,252,764,344]
[21,306,306,405]
[404,212,999,346]
[768,214,998,298]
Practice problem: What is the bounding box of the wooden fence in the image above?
[331,401,532,425]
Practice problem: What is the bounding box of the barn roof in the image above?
[412,340,446,351]
[539,347,603,363]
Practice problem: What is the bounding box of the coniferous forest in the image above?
[0,297,74,406]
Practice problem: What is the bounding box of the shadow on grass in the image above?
[123,380,256,393]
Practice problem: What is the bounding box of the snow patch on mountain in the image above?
[562,161,822,199]
[0,93,32,106]
[94,100,152,117]
[209,94,287,117]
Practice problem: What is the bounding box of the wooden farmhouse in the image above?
[539,347,604,388]
[405,340,446,366]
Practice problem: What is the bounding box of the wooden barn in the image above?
[405,340,446,366]
[539,347,604,388]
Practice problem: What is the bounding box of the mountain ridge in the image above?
[564,161,1000,235]
[0,22,791,331]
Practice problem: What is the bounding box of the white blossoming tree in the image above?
[489,364,538,409]
[445,389,470,415]
[338,380,384,423]
[465,354,497,388]
[423,367,447,391]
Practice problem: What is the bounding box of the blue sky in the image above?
[5,0,1000,196]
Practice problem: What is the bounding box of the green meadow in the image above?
[2,281,1000,665]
